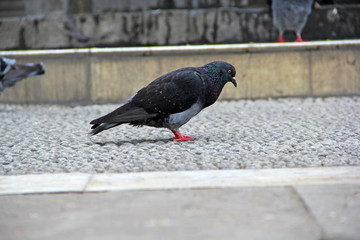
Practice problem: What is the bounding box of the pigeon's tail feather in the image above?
[90,105,157,135]
[90,123,117,135]
[105,108,157,124]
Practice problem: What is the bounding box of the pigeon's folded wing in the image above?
[131,68,205,115]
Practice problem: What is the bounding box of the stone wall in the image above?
[1,41,359,104]
[0,0,359,50]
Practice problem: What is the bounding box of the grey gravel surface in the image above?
[0,97,359,175]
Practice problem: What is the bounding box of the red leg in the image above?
[276,33,285,43]
[294,34,307,42]
[170,129,194,141]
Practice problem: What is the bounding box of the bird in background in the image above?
[0,57,45,93]
[90,61,237,141]
[271,0,314,42]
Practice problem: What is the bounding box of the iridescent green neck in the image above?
[204,64,221,80]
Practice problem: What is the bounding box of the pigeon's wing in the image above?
[90,68,205,127]
[131,67,205,115]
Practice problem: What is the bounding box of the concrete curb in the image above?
[0,166,359,195]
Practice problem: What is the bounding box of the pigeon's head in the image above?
[204,61,237,87]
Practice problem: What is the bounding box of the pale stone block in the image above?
[28,54,89,102]
[295,184,360,239]
[0,18,22,49]
[86,167,360,192]
[311,49,360,96]
[25,0,68,17]
[0,173,90,195]
[23,16,69,49]
[168,11,187,45]
[90,55,164,101]
[0,54,89,103]
[236,51,311,99]
[216,9,242,43]
[0,187,321,240]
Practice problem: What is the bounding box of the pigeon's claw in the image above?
[170,129,194,141]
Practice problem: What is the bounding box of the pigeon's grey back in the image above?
[272,0,313,34]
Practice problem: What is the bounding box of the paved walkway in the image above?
[1,97,359,175]
[1,167,359,240]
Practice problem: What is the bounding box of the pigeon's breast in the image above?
[165,100,203,130]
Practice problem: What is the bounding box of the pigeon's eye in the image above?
[228,69,231,73]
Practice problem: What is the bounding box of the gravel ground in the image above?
[0,97,359,175]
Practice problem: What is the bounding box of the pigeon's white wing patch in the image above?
[167,101,203,130]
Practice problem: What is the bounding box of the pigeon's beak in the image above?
[231,77,237,87]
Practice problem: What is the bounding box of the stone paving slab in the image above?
[86,166,360,192]
[0,167,359,240]
[0,187,322,240]
[295,184,360,240]
[0,167,359,195]
[0,173,90,195]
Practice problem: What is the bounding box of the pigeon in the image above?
[0,57,45,93]
[90,61,237,141]
[271,0,314,42]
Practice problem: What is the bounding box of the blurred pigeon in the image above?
[272,0,314,42]
[0,57,45,93]
[90,61,237,141]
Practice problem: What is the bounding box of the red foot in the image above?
[276,33,286,43]
[170,129,194,141]
[171,135,194,141]
[294,34,307,42]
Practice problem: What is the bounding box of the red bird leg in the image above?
[276,33,285,42]
[170,129,194,141]
[295,34,306,42]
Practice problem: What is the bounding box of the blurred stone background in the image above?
[0,0,359,50]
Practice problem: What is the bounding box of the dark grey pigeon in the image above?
[0,57,45,93]
[90,61,237,141]
[272,0,313,42]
